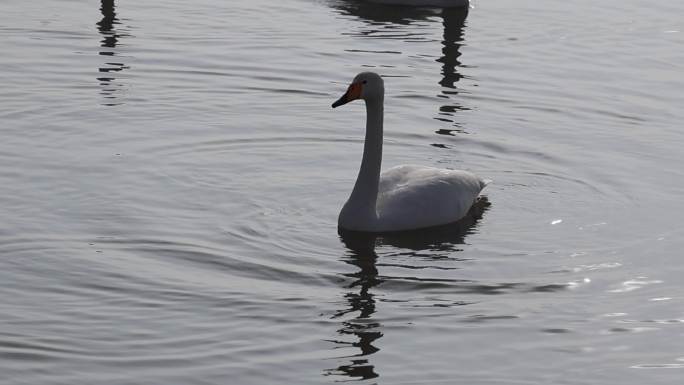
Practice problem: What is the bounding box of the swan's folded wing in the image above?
[377,166,485,230]
[379,165,441,194]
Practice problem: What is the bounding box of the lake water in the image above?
[1,0,683,383]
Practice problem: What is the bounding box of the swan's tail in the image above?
[480,178,493,190]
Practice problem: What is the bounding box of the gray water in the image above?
[2,0,684,383]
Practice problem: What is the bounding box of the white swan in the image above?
[332,72,489,233]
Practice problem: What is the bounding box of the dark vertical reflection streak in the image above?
[438,7,468,89]
[97,0,118,49]
[436,7,470,133]
[96,0,129,106]
[324,235,382,380]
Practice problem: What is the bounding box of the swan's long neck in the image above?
[344,97,384,226]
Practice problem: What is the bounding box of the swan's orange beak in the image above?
[332,82,363,108]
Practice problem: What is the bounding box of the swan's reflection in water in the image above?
[332,0,443,26]
[329,1,470,134]
[438,7,468,90]
[96,0,130,106]
[325,198,490,381]
[435,7,469,135]
[324,240,382,380]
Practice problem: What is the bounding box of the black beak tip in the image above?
[332,94,348,109]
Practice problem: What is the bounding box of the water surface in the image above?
[1,0,684,383]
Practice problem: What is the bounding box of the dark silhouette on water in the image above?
[325,198,490,381]
[96,0,129,105]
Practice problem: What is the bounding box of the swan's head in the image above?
[332,72,384,108]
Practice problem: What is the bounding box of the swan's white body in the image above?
[333,72,488,233]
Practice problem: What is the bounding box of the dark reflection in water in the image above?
[435,7,469,134]
[332,0,441,26]
[329,1,470,134]
[325,198,490,381]
[438,8,468,89]
[324,239,382,380]
[96,0,129,105]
